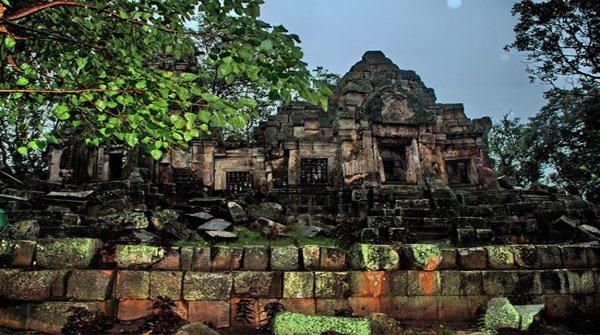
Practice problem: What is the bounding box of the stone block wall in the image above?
[1,239,599,333]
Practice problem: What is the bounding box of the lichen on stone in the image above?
[272,312,371,335]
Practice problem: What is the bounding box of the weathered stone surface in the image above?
[233,271,282,298]
[191,247,211,270]
[180,247,194,270]
[114,270,150,299]
[302,245,320,270]
[115,244,165,269]
[564,270,596,294]
[401,244,442,271]
[211,246,243,270]
[457,247,487,270]
[188,301,230,328]
[349,271,388,297]
[0,220,39,240]
[151,209,181,230]
[315,272,350,298]
[36,238,101,268]
[204,230,237,240]
[272,312,371,335]
[407,271,441,296]
[183,272,232,300]
[349,244,399,271]
[4,270,68,301]
[438,248,457,269]
[298,225,322,238]
[67,270,114,300]
[0,301,110,334]
[315,299,351,316]
[486,246,515,269]
[320,246,346,270]
[153,248,181,270]
[514,304,545,331]
[483,298,521,330]
[99,211,148,229]
[116,299,153,321]
[186,212,214,229]
[227,201,248,223]
[271,246,299,270]
[198,218,232,232]
[504,246,535,269]
[253,217,287,236]
[0,239,36,267]
[561,245,589,268]
[243,246,269,270]
[538,245,563,268]
[283,272,314,299]
[175,322,220,335]
[247,202,284,222]
[150,271,183,300]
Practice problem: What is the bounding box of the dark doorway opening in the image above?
[226,171,253,193]
[109,152,123,180]
[300,158,328,185]
[381,144,407,183]
[446,159,471,185]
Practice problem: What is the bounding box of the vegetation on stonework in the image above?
[0,0,332,180]
[172,225,336,248]
[489,0,600,203]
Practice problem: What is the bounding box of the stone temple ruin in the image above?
[33,51,598,245]
[0,51,599,335]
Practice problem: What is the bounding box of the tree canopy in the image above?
[0,0,332,163]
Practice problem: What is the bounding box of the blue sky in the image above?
[260,0,551,122]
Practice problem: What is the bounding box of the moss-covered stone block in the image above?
[538,245,563,268]
[564,270,596,294]
[211,246,243,270]
[483,297,520,330]
[320,246,346,270]
[482,271,516,296]
[315,272,350,298]
[191,247,210,270]
[561,245,589,268]
[150,271,183,300]
[513,245,541,268]
[0,240,36,267]
[114,270,150,299]
[302,245,320,270]
[272,312,371,335]
[407,271,440,296]
[348,244,399,271]
[35,238,101,269]
[232,271,282,298]
[5,270,68,300]
[440,270,482,296]
[243,246,269,271]
[180,247,194,271]
[67,270,114,300]
[486,246,515,269]
[401,244,442,271]
[115,244,165,269]
[271,246,299,270]
[283,272,314,299]
[183,272,232,300]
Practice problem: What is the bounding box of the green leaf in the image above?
[5,36,16,49]
[218,63,232,77]
[198,110,211,123]
[201,93,219,102]
[260,39,274,52]
[184,112,196,122]
[150,149,163,160]
[17,147,28,155]
[135,81,147,89]
[16,77,29,86]
[76,57,88,69]
[54,105,70,120]
[180,73,198,82]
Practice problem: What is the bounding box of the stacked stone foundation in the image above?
[1,238,599,333]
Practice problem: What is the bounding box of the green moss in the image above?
[36,238,100,268]
[349,244,399,271]
[273,312,371,335]
[115,244,165,268]
[484,298,520,330]
[403,244,442,269]
[283,272,314,299]
[486,246,515,269]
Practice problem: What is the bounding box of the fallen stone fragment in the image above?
[204,230,238,240]
[514,304,545,331]
[46,190,94,198]
[175,322,220,335]
[247,202,284,221]
[483,298,521,330]
[227,201,248,223]
[299,225,322,238]
[150,209,181,230]
[0,220,39,240]
[366,313,403,335]
[272,312,371,335]
[186,212,214,229]
[253,217,287,237]
[97,211,148,230]
[198,218,232,232]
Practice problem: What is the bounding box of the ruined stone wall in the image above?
[1,239,599,333]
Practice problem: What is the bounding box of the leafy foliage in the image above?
[528,87,600,202]
[259,301,286,332]
[506,0,600,86]
[488,114,542,186]
[0,0,332,162]
[61,307,111,335]
[143,296,187,335]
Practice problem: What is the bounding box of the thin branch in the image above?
[0,88,143,94]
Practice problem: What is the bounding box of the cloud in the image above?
[447,0,462,9]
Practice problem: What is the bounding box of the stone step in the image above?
[403,217,448,227]
[410,232,451,242]
[406,225,450,233]
[395,199,431,210]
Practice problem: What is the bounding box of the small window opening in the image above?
[226,171,253,193]
[381,145,407,182]
[109,152,123,180]
[446,159,471,185]
[300,158,328,185]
